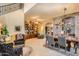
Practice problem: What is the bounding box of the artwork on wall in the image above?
[15,26,21,31]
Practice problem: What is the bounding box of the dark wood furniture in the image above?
[14,34,25,45]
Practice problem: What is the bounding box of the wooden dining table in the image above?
[65,36,79,49]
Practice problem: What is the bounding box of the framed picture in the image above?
[15,26,21,31]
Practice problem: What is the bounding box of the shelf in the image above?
[25,21,39,39]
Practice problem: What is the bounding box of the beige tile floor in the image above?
[25,38,66,56]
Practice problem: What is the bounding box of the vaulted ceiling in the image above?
[25,3,79,21]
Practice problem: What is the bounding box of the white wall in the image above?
[24,3,36,13]
[0,3,37,35]
[0,16,5,24]
[0,9,25,35]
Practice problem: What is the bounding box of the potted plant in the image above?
[2,25,9,36]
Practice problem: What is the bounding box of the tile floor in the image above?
[25,38,67,56]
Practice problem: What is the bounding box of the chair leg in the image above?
[65,47,66,53]
[75,48,77,54]
[48,43,52,48]
[58,45,60,50]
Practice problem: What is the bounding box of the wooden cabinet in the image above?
[25,21,38,39]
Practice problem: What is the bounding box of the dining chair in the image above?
[14,34,25,45]
[46,35,55,47]
[75,42,79,55]
[58,36,67,52]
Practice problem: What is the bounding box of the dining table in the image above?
[65,36,79,51]
[65,36,79,42]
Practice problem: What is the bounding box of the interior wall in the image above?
[0,16,5,24]
[24,3,36,13]
[0,9,25,35]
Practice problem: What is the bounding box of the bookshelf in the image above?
[25,20,39,39]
